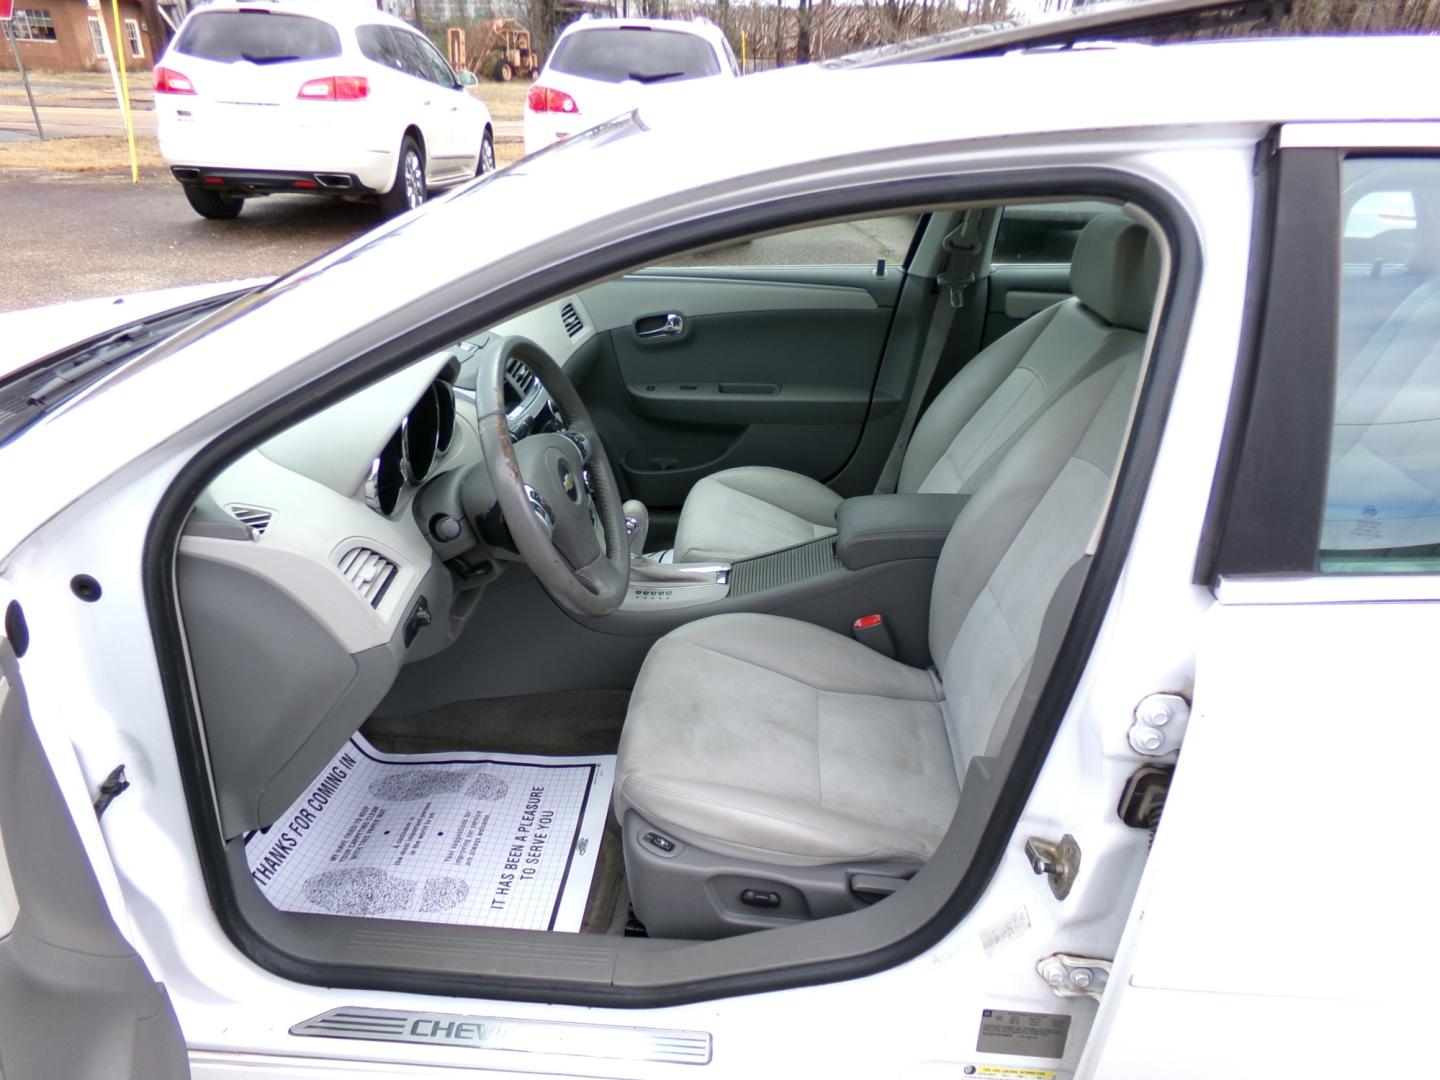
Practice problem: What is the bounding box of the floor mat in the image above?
[244,734,614,933]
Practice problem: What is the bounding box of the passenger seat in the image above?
[670,212,1160,563]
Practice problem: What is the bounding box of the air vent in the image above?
[504,357,538,400]
[337,547,398,609]
[227,504,274,538]
[560,302,583,337]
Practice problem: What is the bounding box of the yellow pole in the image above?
[109,0,139,183]
[741,30,747,73]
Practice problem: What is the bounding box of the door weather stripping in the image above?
[1127,692,1191,756]
[291,1006,713,1066]
[1038,953,1113,1000]
[1024,833,1081,900]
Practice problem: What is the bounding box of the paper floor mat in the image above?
[244,734,614,933]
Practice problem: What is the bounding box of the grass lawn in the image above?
[470,79,530,123]
[0,135,165,172]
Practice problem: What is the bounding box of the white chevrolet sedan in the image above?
[0,2,1433,1077]
[154,0,495,219]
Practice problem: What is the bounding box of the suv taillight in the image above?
[297,76,370,101]
[154,66,196,95]
[526,85,579,114]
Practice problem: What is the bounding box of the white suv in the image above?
[155,0,495,219]
[524,16,737,155]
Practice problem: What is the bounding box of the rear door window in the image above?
[1323,156,1440,571]
[174,12,341,64]
[991,201,1113,265]
[549,28,720,84]
[357,25,406,73]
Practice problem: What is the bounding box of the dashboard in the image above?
[176,293,597,837]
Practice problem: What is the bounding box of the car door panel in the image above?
[577,269,900,507]
[0,615,189,1079]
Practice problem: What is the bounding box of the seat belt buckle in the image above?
[852,614,896,659]
[937,270,974,310]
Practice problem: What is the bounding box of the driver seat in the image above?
[615,330,1150,937]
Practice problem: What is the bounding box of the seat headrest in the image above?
[1070,212,1160,332]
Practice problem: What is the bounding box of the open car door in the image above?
[0,592,189,1080]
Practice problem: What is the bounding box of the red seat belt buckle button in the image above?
[852,613,896,658]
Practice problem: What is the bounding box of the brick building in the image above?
[1,0,160,73]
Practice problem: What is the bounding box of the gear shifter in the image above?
[623,499,649,558]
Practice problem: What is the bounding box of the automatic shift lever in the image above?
[623,499,649,558]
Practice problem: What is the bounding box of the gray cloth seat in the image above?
[670,211,1159,563]
[616,347,1147,929]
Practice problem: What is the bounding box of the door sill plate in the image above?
[291,1006,712,1065]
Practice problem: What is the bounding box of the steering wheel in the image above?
[474,336,629,617]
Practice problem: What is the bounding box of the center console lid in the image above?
[834,493,970,571]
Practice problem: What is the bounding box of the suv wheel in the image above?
[477,131,496,176]
[183,186,244,220]
[381,137,426,217]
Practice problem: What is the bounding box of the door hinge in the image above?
[1127,691,1190,756]
[1117,763,1173,838]
[1024,833,1081,900]
[1038,953,1112,1000]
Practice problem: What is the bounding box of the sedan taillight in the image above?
[154,66,197,95]
[526,85,579,114]
[297,76,370,101]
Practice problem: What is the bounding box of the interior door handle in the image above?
[637,313,685,339]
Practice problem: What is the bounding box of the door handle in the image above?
[636,312,685,339]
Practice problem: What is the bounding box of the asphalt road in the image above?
[0,170,379,312]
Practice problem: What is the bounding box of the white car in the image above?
[524,15,737,154]
[154,0,495,219]
[2,2,1436,1077]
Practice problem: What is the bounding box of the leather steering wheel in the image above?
[474,336,629,617]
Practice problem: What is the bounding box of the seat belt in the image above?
[874,210,986,493]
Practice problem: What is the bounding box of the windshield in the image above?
[549,28,720,84]
[0,292,243,446]
[175,11,342,64]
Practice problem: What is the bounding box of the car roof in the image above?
[183,0,414,32]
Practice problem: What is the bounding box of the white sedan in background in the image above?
[1,2,1436,1078]
[154,0,494,219]
[524,16,738,154]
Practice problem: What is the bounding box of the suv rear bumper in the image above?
[170,167,375,196]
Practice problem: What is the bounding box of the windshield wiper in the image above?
[627,70,684,84]
[240,52,299,65]
[25,324,167,406]
[0,290,245,445]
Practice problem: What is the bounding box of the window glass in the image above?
[655,214,921,269]
[5,9,58,42]
[992,201,1113,264]
[356,26,402,71]
[549,28,720,84]
[174,12,341,64]
[124,18,143,59]
[1322,157,1440,572]
[87,15,108,59]
[414,35,459,86]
